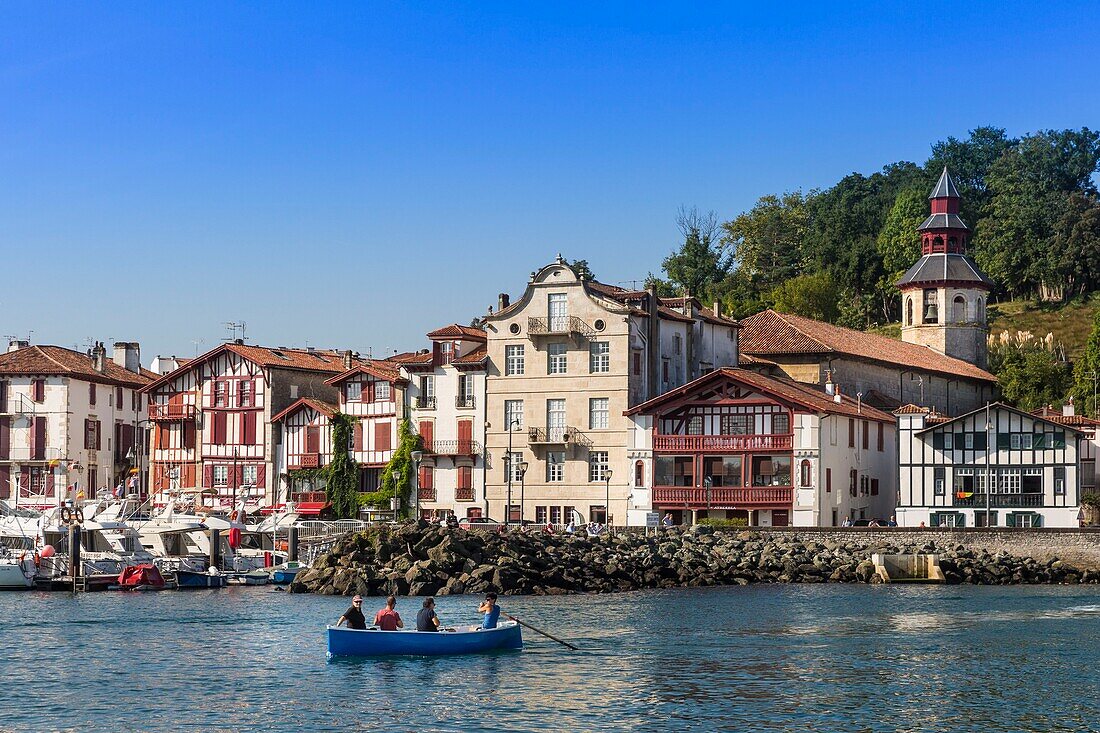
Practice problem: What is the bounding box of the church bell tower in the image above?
[897,167,993,369]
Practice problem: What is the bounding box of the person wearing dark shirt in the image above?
[416,597,440,632]
[336,595,366,630]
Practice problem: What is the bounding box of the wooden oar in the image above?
[504,613,578,650]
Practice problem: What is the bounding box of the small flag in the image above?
[956,489,973,499]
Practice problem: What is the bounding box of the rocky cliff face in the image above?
[289,522,1099,596]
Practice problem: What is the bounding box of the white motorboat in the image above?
[0,548,35,589]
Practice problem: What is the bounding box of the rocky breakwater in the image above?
[289,522,1100,596]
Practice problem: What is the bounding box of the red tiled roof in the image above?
[585,281,647,303]
[894,404,931,414]
[324,360,406,386]
[1030,407,1100,427]
[916,402,1088,434]
[271,397,338,423]
[141,343,363,393]
[453,345,488,367]
[659,297,740,327]
[625,367,895,423]
[426,324,487,341]
[0,345,155,388]
[739,310,997,383]
[387,351,432,365]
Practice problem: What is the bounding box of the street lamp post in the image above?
[518,461,529,527]
[985,403,992,528]
[411,450,424,521]
[505,418,520,529]
[604,466,614,532]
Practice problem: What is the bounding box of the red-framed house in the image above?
[323,361,409,493]
[271,397,337,515]
[141,341,357,509]
[626,367,896,526]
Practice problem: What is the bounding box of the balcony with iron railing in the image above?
[418,485,436,501]
[653,486,793,507]
[527,426,592,447]
[455,485,475,501]
[455,395,476,409]
[149,402,197,421]
[954,493,1045,508]
[424,439,482,456]
[653,434,793,452]
[289,452,321,469]
[413,396,436,410]
[527,315,596,339]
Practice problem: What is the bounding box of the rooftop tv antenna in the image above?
[224,321,247,342]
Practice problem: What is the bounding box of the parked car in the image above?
[458,517,501,530]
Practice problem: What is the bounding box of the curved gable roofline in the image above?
[484,260,638,323]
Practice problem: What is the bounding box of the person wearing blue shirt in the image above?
[479,592,501,629]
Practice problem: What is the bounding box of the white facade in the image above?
[1,342,149,508]
[896,403,1083,528]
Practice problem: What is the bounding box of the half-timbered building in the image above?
[323,360,409,493]
[141,341,357,509]
[400,324,489,519]
[627,368,896,526]
[896,403,1085,528]
[270,398,338,515]
[0,340,152,507]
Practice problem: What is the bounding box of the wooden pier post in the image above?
[209,528,221,571]
[287,525,299,562]
[69,524,81,593]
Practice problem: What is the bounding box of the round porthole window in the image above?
[509,323,520,335]
[593,319,605,331]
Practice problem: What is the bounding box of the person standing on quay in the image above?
[336,595,367,630]
[374,595,404,630]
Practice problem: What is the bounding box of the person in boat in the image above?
[336,595,367,630]
[416,597,440,632]
[479,592,500,629]
[565,520,575,535]
[373,595,404,630]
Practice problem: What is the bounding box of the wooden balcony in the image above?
[290,452,321,469]
[149,403,197,421]
[527,315,595,339]
[653,485,793,507]
[455,486,474,501]
[954,493,1044,508]
[426,440,482,457]
[653,434,793,452]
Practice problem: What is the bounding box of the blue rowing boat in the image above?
[327,621,523,657]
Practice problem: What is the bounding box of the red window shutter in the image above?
[877,423,884,452]
[862,420,869,450]
[848,419,855,448]
[306,425,320,454]
[458,465,472,490]
[256,464,266,488]
[46,471,55,496]
[871,478,880,496]
[0,466,8,499]
[33,379,45,402]
[419,466,433,489]
[203,464,213,488]
[242,412,257,445]
[183,422,196,449]
[95,420,102,450]
[213,412,227,445]
[826,468,832,493]
[457,420,472,451]
[375,422,391,452]
[0,381,7,413]
[418,421,432,452]
[116,387,123,408]
[89,383,96,406]
[367,381,375,403]
[352,422,363,452]
[32,417,46,460]
[0,417,9,460]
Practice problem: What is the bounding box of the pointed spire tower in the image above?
[897,167,994,369]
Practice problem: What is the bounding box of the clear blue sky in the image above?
[2,2,1098,360]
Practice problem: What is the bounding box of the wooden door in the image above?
[419,421,434,452]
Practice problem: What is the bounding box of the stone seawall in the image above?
[288,522,1100,597]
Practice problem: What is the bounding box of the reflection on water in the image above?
[0,584,1098,732]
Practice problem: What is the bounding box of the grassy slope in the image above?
[869,297,1099,358]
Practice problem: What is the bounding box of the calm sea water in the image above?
[1,584,1098,732]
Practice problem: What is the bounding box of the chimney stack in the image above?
[92,341,107,373]
[824,370,836,396]
[7,339,28,353]
[497,293,510,312]
[713,301,721,319]
[112,342,141,373]
[1064,397,1075,417]
[343,350,353,370]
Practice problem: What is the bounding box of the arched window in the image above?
[933,236,944,251]
[977,297,985,322]
[799,459,812,487]
[906,297,913,326]
[634,460,644,487]
[953,295,966,323]
[948,236,958,250]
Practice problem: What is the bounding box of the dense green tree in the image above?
[877,187,928,276]
[661,207,732,298]
[1072,308,1100,416]
[767,272,839,322]
[990,342,1072,412]
[721,192,808,294]
[568,259,595,281]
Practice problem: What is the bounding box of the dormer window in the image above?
[440,341,455,365]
